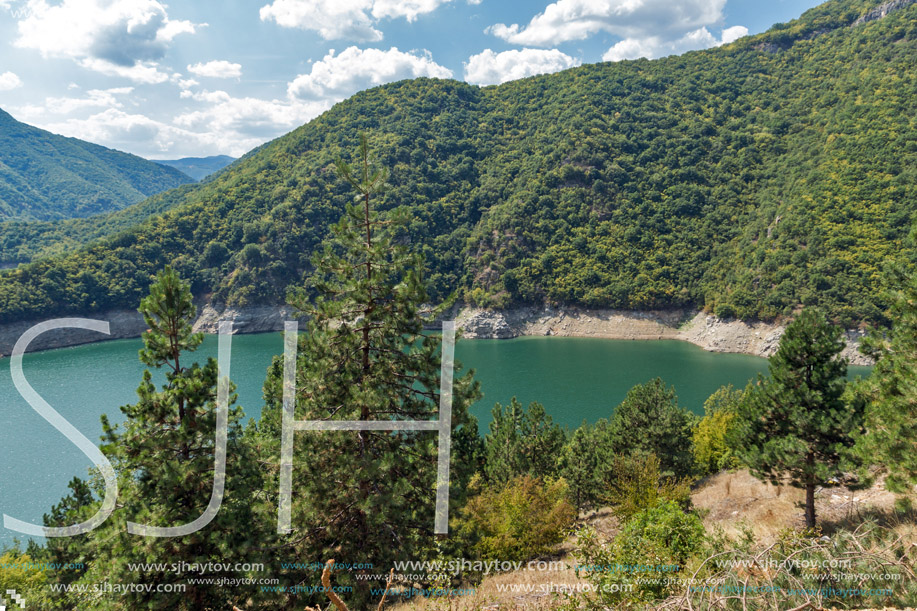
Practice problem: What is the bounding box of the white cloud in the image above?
[32,93,326,158]
[14,0,197,80]
[0,71,23,90]
[720,25,749,44]
[602,25,748,61]
[188,60,242,79]
[488,0,727,47]
[288,46,451,100]
[371,0,451,22]
[464,48,579,85]
[259,0,453,40]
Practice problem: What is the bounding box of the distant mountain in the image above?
[0,109,193,221]
[1,0,916,328]
[153,156,236,181]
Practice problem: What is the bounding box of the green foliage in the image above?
[0,108,190,221]
[558,420,614,512]
[3,0,917,323]
[606,378,697,478]
[255,137,481,607]
[693,386,744,475]
[42,268,263,610]
[457,475,576,562]
[575,500,707,607]
[856,263,917,492]
[604,453,693,523]
[733,308,861,527]
[0,546,50,609]
[484,397,566,485]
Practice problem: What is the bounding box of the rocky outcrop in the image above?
[0,304,307,357]
[0,303,873,366]
[0,309,147,357]
[192,303,307,334]
[852,0,917,25]
[455,307,874,366]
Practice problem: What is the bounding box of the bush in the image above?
[574,499,708,607]
[0,547,49,609]
[693,386,744,475]
[457,474,576,562]
[604,452,693,522]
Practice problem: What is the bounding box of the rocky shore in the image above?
[0,303,872,365]
[455,306,872,366]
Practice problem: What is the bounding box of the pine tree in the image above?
[856,267,917,492]
[258,135,481,608]
[484,397,565,485]
[559,420,613,512]
[734,308,861,528]
[45,267,262,610]
[605,378,697,478]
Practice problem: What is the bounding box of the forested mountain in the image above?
[0,0,915,326]
[0,109,192,221]
[153,155,236,181]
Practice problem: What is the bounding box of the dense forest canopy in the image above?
[0,0,915,326]
[0,109,192,222]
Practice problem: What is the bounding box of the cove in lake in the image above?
[0,334,871,546]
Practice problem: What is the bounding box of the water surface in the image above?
[0,333,871,546]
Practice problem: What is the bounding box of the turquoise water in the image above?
[0,334,871,546]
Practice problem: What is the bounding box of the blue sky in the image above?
[0,0,823,159]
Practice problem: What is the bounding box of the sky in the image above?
[0,0,825,160]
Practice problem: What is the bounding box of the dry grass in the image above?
[389,563,585,611]
[691,470,900,543]
[391,472,913,610]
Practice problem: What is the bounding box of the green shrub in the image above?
[0,547,50,609]
[693,386,744,475]
[604,452,693,522]
[457,474,576,562]
[574,499,707,607]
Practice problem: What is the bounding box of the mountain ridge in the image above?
[0,0,914,328]
[153,155,236,181]
[0,109,193,221]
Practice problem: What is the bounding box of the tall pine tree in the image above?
[258,134,481,608]
[734,308,861,528]
[856,266,917,492]
[44,267,262,610]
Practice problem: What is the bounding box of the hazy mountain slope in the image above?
[0,0,914,327]
[154,156,236,181]
[0,109,192,221]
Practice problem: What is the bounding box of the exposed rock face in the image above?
[193,303,306,334]
[0,304,307,357]
[0,303,872,366]
[457,310,516,339]
[456,308,873,366]
[853,0,917,25]
[0,309,147,357]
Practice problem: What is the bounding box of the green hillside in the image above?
[0,109,192,221]
[0,0,915,326]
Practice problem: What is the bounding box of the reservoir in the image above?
[0,333,871,546]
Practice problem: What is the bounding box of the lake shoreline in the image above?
[0,303,873,365]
